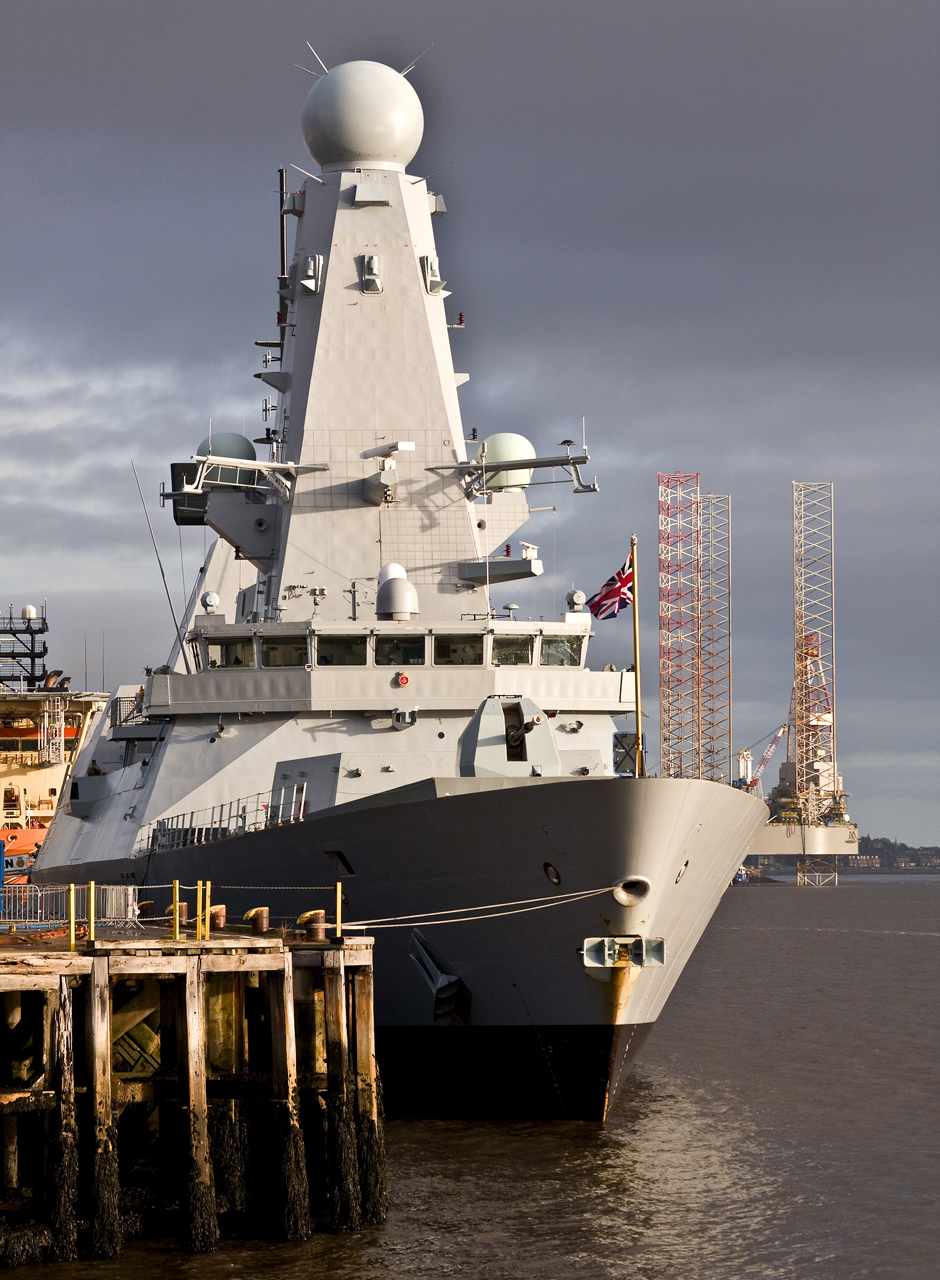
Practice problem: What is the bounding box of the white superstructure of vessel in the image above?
[33,59,767,1118]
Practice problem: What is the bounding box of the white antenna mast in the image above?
[290,163,325,185]
[401,44,434,76]
[305,42,330,75]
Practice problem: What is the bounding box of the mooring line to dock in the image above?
[347,884,614,930]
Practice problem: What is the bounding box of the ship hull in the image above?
[33,775,766,1118]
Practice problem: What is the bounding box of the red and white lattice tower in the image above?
[659,473,702,778]
[701,494,732,782]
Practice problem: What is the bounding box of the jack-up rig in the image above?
[751,482,858,884]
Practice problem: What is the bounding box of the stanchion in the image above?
[196,881,203,941]
[172,879,180,941]
[68,885,75,952]
[88,880,96,944]
[335,881,342,939]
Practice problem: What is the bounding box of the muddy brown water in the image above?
[8,879,937,1279]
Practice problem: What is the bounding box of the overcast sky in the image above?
[1,1,937,842]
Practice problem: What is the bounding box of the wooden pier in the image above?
[0,926,385,1264]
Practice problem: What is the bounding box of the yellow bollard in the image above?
[172,879,180,941]
[204,879,212,938]
[335,880,342,939]
[88,880,95,944]
[196,880,203,941]
[68,883,75,952]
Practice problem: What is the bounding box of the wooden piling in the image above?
[353,965,387,1224]
[269,951,310,1240]
[181,956,218,1253]
[322,946,360,1230]
[0,924,381,1259]
[85,955,121,1258]
[48,978,78,1261]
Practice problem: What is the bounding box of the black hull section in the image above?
[377,1022,653,1121]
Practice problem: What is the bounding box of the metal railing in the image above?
[134,783,311,855]
[110,696,148,729]
[0,884,140,929]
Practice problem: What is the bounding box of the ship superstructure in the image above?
[1,606,106,873]
[33,59,768,1118]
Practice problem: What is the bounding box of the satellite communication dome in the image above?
[377,562,408,585]
[302,61,424,172]
[196,433,257,462]
[21,606,37,620]
[476,433,536,492]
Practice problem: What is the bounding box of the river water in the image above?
[14,880,938,1279]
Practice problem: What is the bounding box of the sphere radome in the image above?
[302,61,424,172]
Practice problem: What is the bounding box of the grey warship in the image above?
[33,58,767,1119]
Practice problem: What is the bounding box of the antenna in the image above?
[278,167,288,277]
[582,416,587,452]
[294,64,321,77]
[305,42,330,75]
[410,164,456,186]
[401,43,433,76]
[131,461,192,675]
[290,162,325,184]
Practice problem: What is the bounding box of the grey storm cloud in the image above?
[0,1,937,841]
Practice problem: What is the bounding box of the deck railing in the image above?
[0,884,140,929]
[134,783,311,855]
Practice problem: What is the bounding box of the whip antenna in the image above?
[305,42,330,75]
[131,461,192,675]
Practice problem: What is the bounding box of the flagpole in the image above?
[631,534,644,776]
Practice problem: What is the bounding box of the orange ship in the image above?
[1,606,107,881]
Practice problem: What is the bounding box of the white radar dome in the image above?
[302,60,424,172]
[378,562,408,585]
[476,433,536,492]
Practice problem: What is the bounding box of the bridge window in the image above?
[206,640,255,669]
[492,635,534,666]
[375,635,426,666]
[317,635,368,666]
[434,635,483,666]
[262,636,309,667]
[539,635,583,667]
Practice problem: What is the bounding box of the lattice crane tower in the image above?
[792,481,843,826]
[701,494,732,782]
[659,473,702,778]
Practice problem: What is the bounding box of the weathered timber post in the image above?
[269,951,310,1240]
[323,947,360,1230]
[205,972,247,1217]
[48,977,78,1261]
[180,957,218,1253]
[353,964,387,1225]
[86,956,121,1258]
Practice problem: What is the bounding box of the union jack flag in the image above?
[586,553,634,620]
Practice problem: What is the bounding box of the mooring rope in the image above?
[346,885,614,930]
[137,882,615,931]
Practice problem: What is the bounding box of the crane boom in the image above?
[752,724,787,783]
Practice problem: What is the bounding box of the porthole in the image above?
[675,859,689,884]
[438,731,445,739]
[543,862,561,886]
